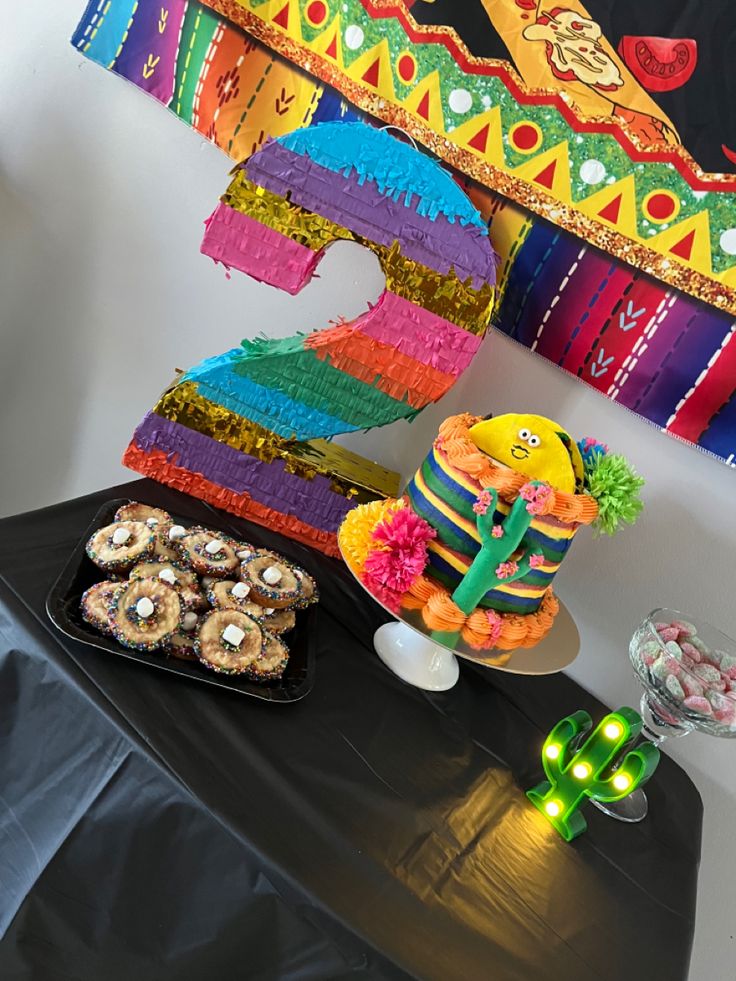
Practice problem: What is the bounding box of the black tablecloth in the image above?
[0,480,702,981]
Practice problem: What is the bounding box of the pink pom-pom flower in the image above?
[495,560,519,580]
[362,577,404,614]
[519,482,553,515]
[529,553,545,569]
[491,525,504,539]
[362,506,436,601]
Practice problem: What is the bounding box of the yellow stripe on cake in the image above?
[434,445,486,498]
[427,540,549,599]
[413,467,480,543]
[433,444,578,544]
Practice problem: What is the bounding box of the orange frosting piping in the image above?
[401,573,443,610]
[424,591,466,633]
[415,582,559,651]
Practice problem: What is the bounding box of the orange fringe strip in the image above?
[437,414,599,526]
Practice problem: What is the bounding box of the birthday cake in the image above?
[338,412,643,659]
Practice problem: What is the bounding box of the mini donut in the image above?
[181,581,208,611]
[232,541,258,563]
[247,630,289,681]
[258,608,296,636]
[240,553,302,609]
[152,528,181,563]
[80,580,121,635]
[86,521,155,572]
[291,567,319,610]
[129,561,207,610]
[114,503,173,530]
[195,609,263,674]
[207,580,267,618]
[110,579,181,651]
[182,528,243,556]
[177,531,239,578]
[179,524,211,536]
[165,630,198,661]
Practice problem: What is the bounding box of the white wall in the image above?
[1,4,734,976]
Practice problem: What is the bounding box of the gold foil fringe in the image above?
[153,381,401,501]
[224,171,495,332]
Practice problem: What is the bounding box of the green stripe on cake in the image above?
[406,480,472,555]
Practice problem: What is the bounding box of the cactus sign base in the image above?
[590,788,648,823]
[374,622,460,691]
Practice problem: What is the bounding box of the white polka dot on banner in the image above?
[720,228,736,255]
[448,89,472,114]
[579,159,606,185]
[344,25,364,50]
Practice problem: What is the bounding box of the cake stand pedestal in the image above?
[340,547,580,691]
[373,621,460,690]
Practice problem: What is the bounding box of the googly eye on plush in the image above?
[528,434,541,448]
[518,428,531,441]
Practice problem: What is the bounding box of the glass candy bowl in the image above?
[630,608,736,740]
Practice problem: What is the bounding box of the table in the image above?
[0,480,702,980]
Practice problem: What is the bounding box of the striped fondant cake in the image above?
[339,413,642,655]
[406,441,578,615]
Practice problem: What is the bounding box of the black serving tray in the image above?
[46,498,317,702]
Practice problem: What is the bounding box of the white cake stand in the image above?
[340,547,580,691]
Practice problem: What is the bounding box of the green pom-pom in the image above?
[585,453,644,536]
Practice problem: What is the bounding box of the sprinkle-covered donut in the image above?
[240,552,302,609]
[110,579,182,651]
[177,531,240,578]
[247,630,289,681]
[258,608,296,636]
[152,528,181,563]
[232,541,258,563]
[195,609,264,674]
[129,561,206,610]
[86,521,155,572]
[291,567,319,610]
[80,580,121,634]
[114,503,173,529]
[165,629,198,661]
[206,579,266,618]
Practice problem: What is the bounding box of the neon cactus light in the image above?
[527,707,660,841]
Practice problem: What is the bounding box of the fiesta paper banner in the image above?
[71,0,736,466]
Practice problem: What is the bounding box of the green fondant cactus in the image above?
[451,483,545,615]
[527,708,660,841]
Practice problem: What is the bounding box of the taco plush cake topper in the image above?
[468,414,585,494]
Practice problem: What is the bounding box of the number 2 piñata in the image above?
[124,121,498,555]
